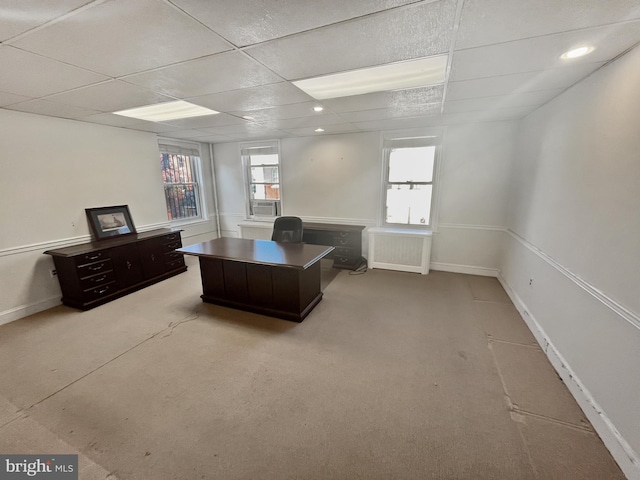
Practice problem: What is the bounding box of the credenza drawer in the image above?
[74,250,109,266]
[332,233,359,247]
[77,259,113,278]
[333,255,359,268]
[166,258,186,270]
[79,270,115,290]
[83,281,117,302]
[164,240,182,251]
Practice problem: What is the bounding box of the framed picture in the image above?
[86,205,137,240]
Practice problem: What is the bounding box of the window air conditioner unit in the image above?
[252,200,277,217]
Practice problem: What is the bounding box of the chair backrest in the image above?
[271,216,303,243]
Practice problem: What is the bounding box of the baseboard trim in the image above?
[0,296,62,327]
[497,272,640,480]
[430,262,499,277]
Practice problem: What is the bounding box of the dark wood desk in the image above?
[178,238,334,322]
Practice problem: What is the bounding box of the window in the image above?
[241,141,281,218]
[159,140,203,222]
[382,133,441,228]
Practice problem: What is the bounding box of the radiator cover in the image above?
[368,227,432,274]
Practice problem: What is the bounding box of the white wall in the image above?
[431,122,517,275]
[213,125,517,274]
[501,45,640,479]
[0,109,217,324]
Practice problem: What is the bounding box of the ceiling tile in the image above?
[0,91,32,107]
[256,113,347,130]
[0,0,92,41]
[187,82,313,112]
[445,64,606,100]
[321,85,444,113]
[352,115,444,132]
[171,0,421,47]
[4,98,101,119]
[200,122,287,138]
[126,122,183,134]
[457,0,640,49]
[339,103,441,122]
[0,45,108,97]
[10,0,232,76]
[45,80,175,112]
[229,102,327,122]
[123,51,283,98]
[451,22,640,81]
[442,106,538,123]
[281,124,362,136]
[443,90,564,114]
[245,0,457,80]
[81,113,144,127]
[158,113,247,129]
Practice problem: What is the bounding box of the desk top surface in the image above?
[177,238,334,269]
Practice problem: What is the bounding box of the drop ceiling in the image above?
[1,0,639,143]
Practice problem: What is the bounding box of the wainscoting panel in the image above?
[499,230,640,480]
[430,224,504,276]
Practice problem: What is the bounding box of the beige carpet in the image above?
[0,256,625,479]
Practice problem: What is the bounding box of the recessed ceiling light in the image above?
[561,46,594,60]
[113,100,218,122]
[315,128,325,132]
[313,106,324,112]
[293,55,447,100]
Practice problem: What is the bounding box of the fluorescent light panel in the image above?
[114,100,219,122]
[293,55,447,100]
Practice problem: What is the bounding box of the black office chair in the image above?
[271,216,304,243]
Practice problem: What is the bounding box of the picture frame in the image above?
[85,205,137,241]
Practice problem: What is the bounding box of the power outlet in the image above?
[529,278,534,287]
[50,269,57,278]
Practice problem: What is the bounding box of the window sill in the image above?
[238,219,275,229]
[169,217,209,228]
[369,227,433,237]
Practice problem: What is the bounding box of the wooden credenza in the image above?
[44,229,187,310]
[302,223,365,270]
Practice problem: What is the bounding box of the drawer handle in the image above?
[339,239,349,245]
[97,287,110,295]
[339,232,349,237]
[93,275,107,283]
[167,242,180,249]
[126,261,132,269]
[88,254,101,260]
[88,264,104,271]
[166,234,177,240]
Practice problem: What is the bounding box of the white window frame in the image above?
[158,138,206,225]
[380,128,444,231]
[240,140,282,220]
